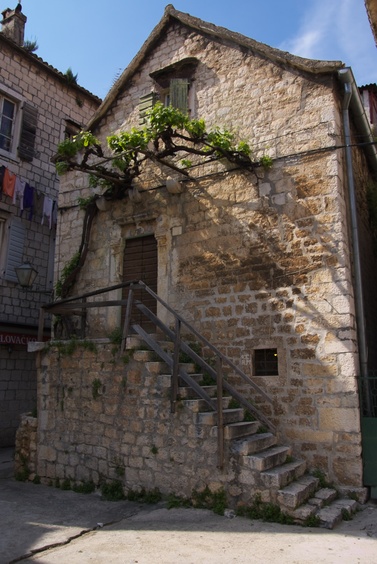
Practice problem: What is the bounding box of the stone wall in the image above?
[0,33,100,446]
[36,343,231,499]
[14,412,37,480]
[51,22,377,486]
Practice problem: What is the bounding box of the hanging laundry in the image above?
[13,176,25,209]
[0,165,5,200]
[21,183,34,220]
[41,195,53,229]
[2,168,17,199]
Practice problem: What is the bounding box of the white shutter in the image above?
[3,219,25,282]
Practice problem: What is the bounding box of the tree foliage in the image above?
[55,103,270,201]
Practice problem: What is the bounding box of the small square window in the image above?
[254,348,278,376]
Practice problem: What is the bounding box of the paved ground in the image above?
[1,447,377,563]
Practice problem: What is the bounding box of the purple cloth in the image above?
[21,183,34,220]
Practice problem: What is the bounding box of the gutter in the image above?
[338,67,377,173]
[337,67,371,412]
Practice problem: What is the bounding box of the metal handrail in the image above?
[38,280,276,445]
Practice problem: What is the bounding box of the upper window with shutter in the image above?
[18,102,38,162]
[149,57,199,117]
[0,86,37,162]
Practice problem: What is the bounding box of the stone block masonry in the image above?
[35,340,363,500]
[36,343,230,499]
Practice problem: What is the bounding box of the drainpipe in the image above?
[337,68,371,413]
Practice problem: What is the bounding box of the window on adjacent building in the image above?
[0,87,38,161]
[254,348,279,376]
[18,102,38,161]
[64,119,81,140]
[0,97,16,152]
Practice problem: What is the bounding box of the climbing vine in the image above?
[55,103,272,298]
[56,102,271,201]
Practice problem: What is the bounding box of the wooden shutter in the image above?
[139,92,158,126]
[3,218,25,282]
[18,102,38,161]
[122,235,158,331]
[170,79,189,113]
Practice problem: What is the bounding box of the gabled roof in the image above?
[88,4,344,131]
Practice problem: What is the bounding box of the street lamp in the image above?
[15,262,38,288]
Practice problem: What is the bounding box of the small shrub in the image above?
[115,465,125,478]
[312,469,333,489]
[192,486,227,516]
[72,481,96,494]
[228,398,240,409]
[126,487,162,504]
[166,493,192,509]
[15,467,30,482]
[341,508,353,521]
[101,480,125,501]
[150,445,158,455]
[61,478,71,490]
[109,327,123,345]
[237,493,294,525]
[15,454,30,482]
[243,410,256,422]
[303,514,321,527]
[32,474,41,484]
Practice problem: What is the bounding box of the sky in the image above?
[17,0,377,99]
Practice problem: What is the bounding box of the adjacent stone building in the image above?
[0,5,100,446]
[34,6,377,504]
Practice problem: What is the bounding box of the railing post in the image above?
[80,297,87,338]
[38,307,45,342]
[216,356,224,470]
[121,286,134,354]
[171,318,181,413]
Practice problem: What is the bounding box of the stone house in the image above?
[0,4,100,446]
[30,5,377,514]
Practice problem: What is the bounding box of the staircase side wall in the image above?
[36,344,253,503]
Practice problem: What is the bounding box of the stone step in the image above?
[231,433,277,456]
[179,374,216,386]
[183,397,230,413]
[288,503,318,523]
[277,475,319,510]
[316,504,344,529]
[197,408,244,426]
[133,349,158,362]
[178,385,218,399]
[223,421,260,440]
[307,487,338,509]
[244,445,292,471]
[331,498,358,518]
[260,459,307,489]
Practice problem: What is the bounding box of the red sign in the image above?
[0,331,40,346]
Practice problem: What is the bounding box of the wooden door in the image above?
[122,235,157,331]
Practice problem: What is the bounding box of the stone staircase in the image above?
[128,333,359,529]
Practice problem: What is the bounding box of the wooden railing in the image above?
[39,280,275,467]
